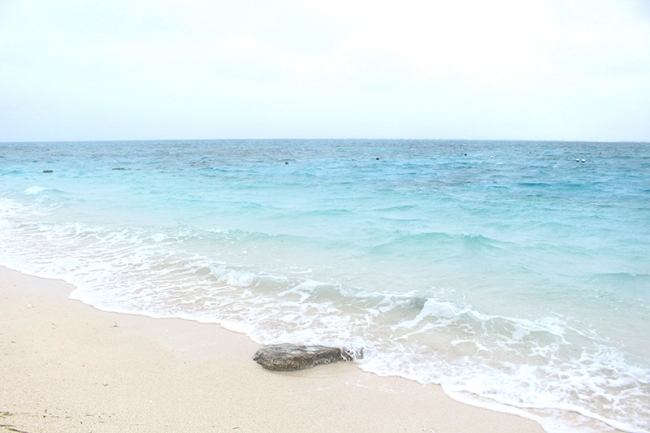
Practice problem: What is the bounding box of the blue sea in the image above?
[1,140,649,432]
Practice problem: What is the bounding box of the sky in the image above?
[1,0,649,142]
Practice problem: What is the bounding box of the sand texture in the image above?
[0,266,544,433]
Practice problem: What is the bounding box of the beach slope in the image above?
[0,266,543,433]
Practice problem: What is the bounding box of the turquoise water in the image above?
[1,140,649,432]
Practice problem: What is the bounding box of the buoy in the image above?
[576,159,580,162]
[581,159,586,163]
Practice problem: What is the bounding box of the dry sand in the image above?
[1,266,545,433]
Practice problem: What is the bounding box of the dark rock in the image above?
[43,169,53,173]
[409,297,427,310]
[253,343,359,371]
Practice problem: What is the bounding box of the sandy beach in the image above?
[0,266,544,433]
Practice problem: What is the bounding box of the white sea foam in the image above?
[2,139,650,433]
[24,186,47,195]
[209,265,257,287]
[1,200,648,432]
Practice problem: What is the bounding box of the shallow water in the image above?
[1,140,649,432]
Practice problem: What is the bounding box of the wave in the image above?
[24,186,48,195]
[371,232,506,255]
[372,204,419,212]
[1,189,649,433]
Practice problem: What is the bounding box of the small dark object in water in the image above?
[376,157,379,160]
[43,170,53,173]
[112,167,125,170]
[285,162,289,165]
[253,343,361,371]
[409,297,427,310]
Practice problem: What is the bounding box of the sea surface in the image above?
[1,140,649,432]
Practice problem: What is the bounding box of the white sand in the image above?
[1,266,545,433]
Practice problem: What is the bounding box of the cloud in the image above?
[0,0,648,141]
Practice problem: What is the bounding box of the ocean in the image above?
[1,139,648,432]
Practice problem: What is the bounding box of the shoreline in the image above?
[1,265,547,433]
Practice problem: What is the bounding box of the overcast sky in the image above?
[1,0,649,142]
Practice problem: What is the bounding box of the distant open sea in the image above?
[1,140,648,432]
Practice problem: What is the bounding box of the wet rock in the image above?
[409,297,427,310]
[253,344,357,371]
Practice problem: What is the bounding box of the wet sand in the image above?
[0,266,544,433]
